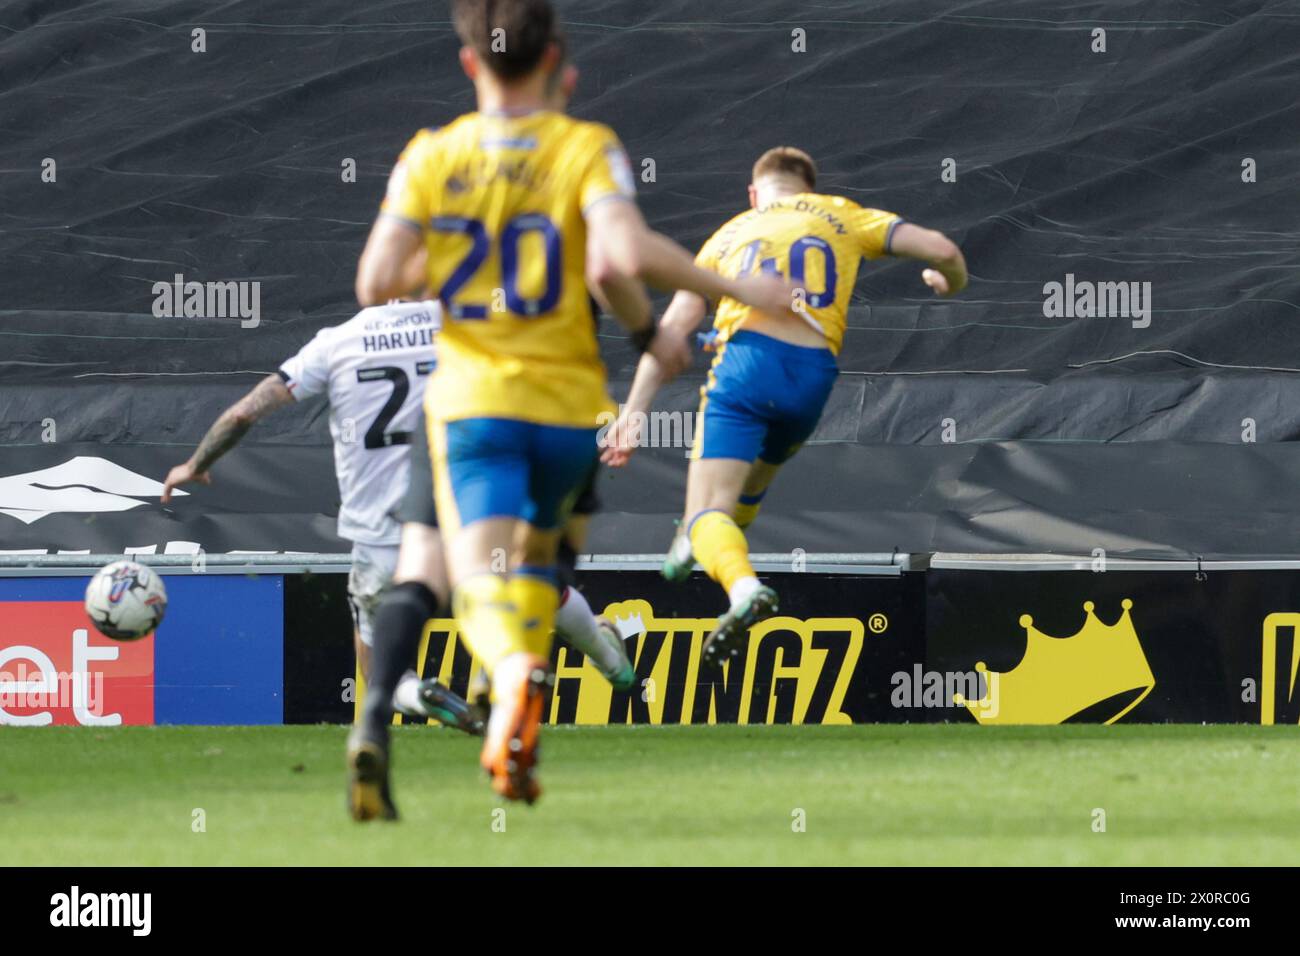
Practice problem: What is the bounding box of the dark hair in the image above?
[543,33,568,96]
[752,146,817,189]
[452,0,559,81]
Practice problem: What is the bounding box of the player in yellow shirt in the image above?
[349,0,794,810]
[603,146,968,665]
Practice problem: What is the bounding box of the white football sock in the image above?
[554,586,621,672]
[728,576,762,607]
[391,669,424,716]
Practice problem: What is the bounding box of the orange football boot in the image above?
[480,654,553,804]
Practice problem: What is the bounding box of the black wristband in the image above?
[630,322,657,354]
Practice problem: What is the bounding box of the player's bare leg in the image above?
[353,628,371,684]
[664,455,747,581]
[670,457,780,665]
[395,522,450,599]
[664,457,782,579]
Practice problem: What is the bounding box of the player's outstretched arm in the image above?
[585,254,654,338]
[161,374,294,502]
[601,289,709,468]
[355,216,426,307]
[585,199,798,322]
[888,223,968,297]
[584,201,692,377]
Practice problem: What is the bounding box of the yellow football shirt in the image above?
[695,193,901,355]
[381,110,636,427]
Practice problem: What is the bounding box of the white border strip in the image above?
[0,551,910,577]
[930,553,1300,571]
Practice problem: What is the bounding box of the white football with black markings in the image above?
[84,560,168,641]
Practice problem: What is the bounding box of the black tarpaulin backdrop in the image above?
[1,1,1299,556]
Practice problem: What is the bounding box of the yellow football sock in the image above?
[733,500,763,529]
[689,509,756,593]
[507,570,560,659]
[452,573,523,675]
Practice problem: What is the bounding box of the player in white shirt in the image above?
[161,299,479,732]
[161,299,636,756]
[275,299,440,658]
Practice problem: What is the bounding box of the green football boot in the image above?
[661,529,696,583]
[701,585,780,667]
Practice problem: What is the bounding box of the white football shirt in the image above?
[278,300,441,545]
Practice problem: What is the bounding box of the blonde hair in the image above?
[752,146,816,189]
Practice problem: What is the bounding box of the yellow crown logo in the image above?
[954,599,1155,725]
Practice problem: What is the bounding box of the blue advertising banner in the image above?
[0,574,283,726]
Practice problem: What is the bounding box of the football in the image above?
[84,560,168,641]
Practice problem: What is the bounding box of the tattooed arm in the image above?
[161,374,295,503]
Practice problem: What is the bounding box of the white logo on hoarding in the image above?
[0,629,117,726]
[0,457,186,524]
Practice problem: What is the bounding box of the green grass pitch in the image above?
[2,724,1298,866]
